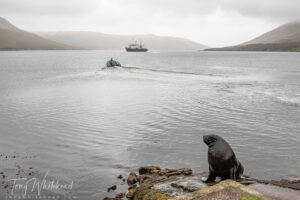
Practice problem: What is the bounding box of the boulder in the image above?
[159,168,192,177]
[126,188,136,199]
[139,175,152,184]
[134,185,173,200]
[175,180,266,200]
[138,167,192,178]
[127,172,138,185]
[103,198,121,200]
[115,193,125,199]
[118,166,300,200]
[107,185,117,192]
[128,184,137,190]
[118,174,123,179]
[139,166,161,175]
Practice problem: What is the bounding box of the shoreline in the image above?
[104,166,300,200]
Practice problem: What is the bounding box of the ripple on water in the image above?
[1,51,300,199]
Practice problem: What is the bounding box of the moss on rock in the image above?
[134,185,173,200]
[175,180,267,200]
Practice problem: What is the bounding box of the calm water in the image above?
[0,50,299,199]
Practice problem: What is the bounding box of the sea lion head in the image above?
[203,134,222,148]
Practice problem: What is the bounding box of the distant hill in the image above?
[206,22,300,52]
[0,17,79,50]
[243,22,300,45]
[36,31,208,50]
[206,42,300,52]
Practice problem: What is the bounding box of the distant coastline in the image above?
[205,22,300,52]
[205,42,300,52]
[1,15,300,52]
[0,17,207,51]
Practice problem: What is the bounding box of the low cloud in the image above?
[1,0,299,46]
[117,0,300,22]
[1,0,300,20]
[222,0,300,22]
[0,0,100,16]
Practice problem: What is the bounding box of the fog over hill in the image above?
[0,17,78,50]
[36,31,208,50]
[0,15,208,51]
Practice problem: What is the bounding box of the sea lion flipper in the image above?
[202,168,216,183]
[236,161,244,179]
[229,166,237,180]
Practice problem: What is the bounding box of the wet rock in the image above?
[139,166,161,175]
[138,167,194,189]
[127,172,138,185]
[152,173,208,197]
[134,185,172,200]
[250,183,300,200]
[103,197,121,200]
[107,185,117,192]
[170,183,199,192]
[128,184,137,190]
[139,169,194,187]
[118,174,123,179]
[290,177,300,182]
[148,176,173,186]
[159,168,192,177]
[273,179,300,190]
[258,179,300,190]
[115,193,125,199]
[139,175,152,184]
[176,180,266,200]
[126,188,136,199]
[124,166,300,200]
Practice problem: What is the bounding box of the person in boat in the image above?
[106,58,121,67]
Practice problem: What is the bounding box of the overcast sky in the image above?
[1,0,300,47]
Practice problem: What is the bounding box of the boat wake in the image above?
[121,66,213,76]
[269,93,300,107]
[97,65,267,86]
[256,91,300,107]
[49,64,267,88]
[95,65,233,85]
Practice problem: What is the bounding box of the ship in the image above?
[125,41,148,52]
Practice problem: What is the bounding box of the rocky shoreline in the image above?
[104,166,300,200]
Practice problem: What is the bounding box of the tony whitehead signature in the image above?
[9,171,73,197]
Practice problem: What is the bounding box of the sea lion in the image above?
[202,134,244,182]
